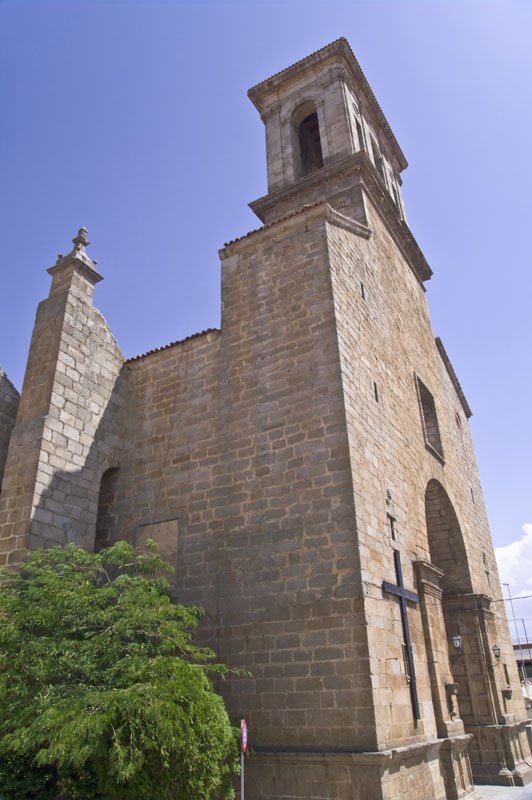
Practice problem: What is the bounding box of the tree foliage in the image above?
[0,542,239,799]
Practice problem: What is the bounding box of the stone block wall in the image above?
[326,190,529,761]
[0,368,19,488]
[214,206,374,751]
[99,205,378,753]
[101,329,222,609]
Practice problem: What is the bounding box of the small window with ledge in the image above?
[415,375,444,461]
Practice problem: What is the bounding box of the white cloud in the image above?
[495,524,532,645]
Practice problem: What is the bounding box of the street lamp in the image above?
[451,634,463,655]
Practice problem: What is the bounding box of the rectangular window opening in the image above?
[391,182,400,207]
[370,136,386,183]
[415,375,444,461]
[355,117,365,152]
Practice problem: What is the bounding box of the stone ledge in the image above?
[252,733,472,765]
[435,337,473,419]
[247,151,432,286]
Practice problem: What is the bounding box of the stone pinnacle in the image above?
[72,227,90,253]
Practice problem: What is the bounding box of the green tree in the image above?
[0,542,239,799]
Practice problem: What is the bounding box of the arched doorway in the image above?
[425,479,478,726]
[424,480,513,783]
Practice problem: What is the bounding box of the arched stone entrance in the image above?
[424,480,531,786]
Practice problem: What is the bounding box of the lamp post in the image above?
[240,719,248,799]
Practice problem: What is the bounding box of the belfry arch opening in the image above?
[293,101,324,178]
[94,467,120,552]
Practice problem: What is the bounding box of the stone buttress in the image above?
[0,230,125,560]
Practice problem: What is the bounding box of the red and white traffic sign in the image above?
[240,719,248,753]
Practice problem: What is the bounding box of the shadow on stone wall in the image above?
[28,367,131,554]
[0,368,20,488]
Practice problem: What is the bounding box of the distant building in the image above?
[515,643,532,681]
[1,39,531,799]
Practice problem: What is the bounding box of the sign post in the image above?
[240,719,248,800]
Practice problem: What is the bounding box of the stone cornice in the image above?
[414,560,444,599]
[47,228,102,286]
[252,735,472,765]
[443,592,494,617]
[219,201,371,259]
[357,153,432,287]
[248,152,432,286]
[47,255,103,286]
[435,337,473,419]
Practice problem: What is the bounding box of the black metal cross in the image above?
[382,549,420,721]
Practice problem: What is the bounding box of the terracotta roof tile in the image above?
[223,202,323,248]
[125,328,220,363]
[248,38,346,95]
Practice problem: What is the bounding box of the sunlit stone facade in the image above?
[1,39,530,799]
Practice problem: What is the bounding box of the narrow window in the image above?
[374,381,379,402]
[388,513,396,541]
[360,282,365,300]
[416,376,444,460]
[355,116,365,152]
[391,181,400,207]
[370,136,386,183]
[298,112,324,176]
[95,467,120,551]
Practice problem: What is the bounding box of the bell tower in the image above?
[215,37,532,797]
[248,37,407,225]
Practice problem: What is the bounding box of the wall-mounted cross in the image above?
[382,549,420,721]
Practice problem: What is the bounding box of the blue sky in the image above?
[1,0,531,630]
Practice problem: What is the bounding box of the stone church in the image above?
[0,38,530,800]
